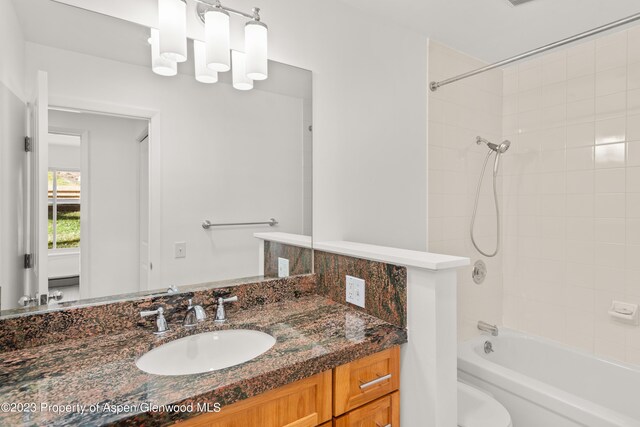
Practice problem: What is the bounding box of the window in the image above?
[48,170,81,250]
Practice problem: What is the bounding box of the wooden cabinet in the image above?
[334,392,400,427]
[179,371,332,427]
[333,347,400,416]
[177,347,400,427]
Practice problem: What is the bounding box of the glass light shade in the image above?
[245,21,268,80]
[205,9,231,72]
[232,51,253,91]
[158,0,187,62]
[194,40,218,84]
[150,28,177,76]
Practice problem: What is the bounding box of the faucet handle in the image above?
[140,307,170,334]
[215,296,238,323]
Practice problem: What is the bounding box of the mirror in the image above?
[0,0,312,314]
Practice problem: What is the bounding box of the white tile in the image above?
[503,71,518,95]
[595,243,626,269]
[541,82,567,107]
[567,194,594,217]
[629,218,640,245]
[539,149,565,172]
[594,267,627,293]
[629,193,640,218]
[595,67,627,96]
[595,117,626,144]
[567,75,595,102]
[629,62,640,91]
[595,143,625,168]
[566,217,594,240]
[566,146,595,170]
[629,25,640,64]
[518,88,542,112]
[595,193,626,218]
[566,240,595,264]
[567,41,595,79]
[518,65,542,92]
[566,170,594,194]
[595,31,628,72]
[595,92,627,120]
[628,114,640,141]
[503,94,518,116]
[566,122,595,148]
[542,57,567,85]
[628,167,640,193]
[539,127,566,151]
[566,99,595,124]
[595,168,625,193]
[594,218,626,244]
[627,140,640,165]
[628,89,640,116]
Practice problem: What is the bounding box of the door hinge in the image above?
[24,136,32,152]
[24,254,33,269]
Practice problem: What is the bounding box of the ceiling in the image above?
[338,0,640,62]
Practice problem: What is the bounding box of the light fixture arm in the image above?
[194,0,262,23]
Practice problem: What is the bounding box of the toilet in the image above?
[458,381,512,427]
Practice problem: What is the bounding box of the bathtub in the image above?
[458,329,640,427]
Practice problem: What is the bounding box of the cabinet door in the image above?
[334,392,399,427]
[179,371,332,427]
[333,347,400,416]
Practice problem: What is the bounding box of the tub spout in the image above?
[478,320,499,336]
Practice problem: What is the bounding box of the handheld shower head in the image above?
[476,136,511,153]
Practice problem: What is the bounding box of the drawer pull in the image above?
[359,373,392,390]
[376,424,391,427]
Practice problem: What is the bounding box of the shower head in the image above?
[476,136,511,154]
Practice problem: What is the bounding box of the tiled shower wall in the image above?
[427,40,504,340]
[501,25,640,364]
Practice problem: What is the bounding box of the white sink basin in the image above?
[136,329,276,376]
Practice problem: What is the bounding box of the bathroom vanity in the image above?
[0,275,406,426]
[179,347,400,427]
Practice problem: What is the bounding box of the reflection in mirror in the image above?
[0,0,312,315]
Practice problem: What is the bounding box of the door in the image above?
[138,131,150,290]
[25,70,49,303]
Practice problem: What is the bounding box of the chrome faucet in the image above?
[140,307,169,334]
[183,299,206,327]
[477,320,499,336]
[214,296,238,323]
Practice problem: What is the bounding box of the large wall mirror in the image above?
[0,0,312,313]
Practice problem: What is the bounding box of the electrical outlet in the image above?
[174,242,186,259]
[345,275,365,308]
[278,257,290,278]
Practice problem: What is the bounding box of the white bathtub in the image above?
[458,329,640,427]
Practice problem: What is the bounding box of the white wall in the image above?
[501,24,640,365]
[27,43,307,288]
[0,83,26,310]
[0,0,26,310]
[48,110,147,298]
[0,0,25,102]
[54,0,429,252]
[427,40,504,340]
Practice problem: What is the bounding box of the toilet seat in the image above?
[457,381,512,427]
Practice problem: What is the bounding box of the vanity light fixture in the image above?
[194,40,219,83]
[149,28,178,77]
[158,0,188,62]
[231,50,253,91]
[150,0,268,90]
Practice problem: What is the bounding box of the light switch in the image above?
[278,257,290,278]
[346,275,365,308]
[175,242,186,259]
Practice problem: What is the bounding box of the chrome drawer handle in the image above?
[376,424,391,427]
[359,373,392,390]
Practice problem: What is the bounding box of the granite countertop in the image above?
[0,295,406,426]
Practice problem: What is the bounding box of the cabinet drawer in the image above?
[334,391,399,427]
[333,347,400,416]
[178,371,332,427]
